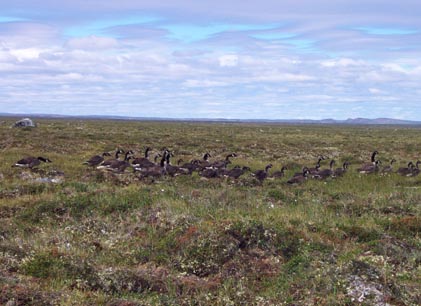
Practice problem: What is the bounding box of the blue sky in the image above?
[1,1,421,120]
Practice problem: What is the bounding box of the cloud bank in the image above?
[1,1,421,119]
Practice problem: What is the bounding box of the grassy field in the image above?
[0,118,420,305]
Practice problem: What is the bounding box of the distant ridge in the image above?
[0,113,420,125]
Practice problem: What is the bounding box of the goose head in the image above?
[38,157,52,163]
[265,164,273,172]
[203,152,211,161]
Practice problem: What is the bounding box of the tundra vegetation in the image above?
[0,118,420,305]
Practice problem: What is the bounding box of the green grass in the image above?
[0,118,420,305]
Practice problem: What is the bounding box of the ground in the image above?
[0,118,420,305]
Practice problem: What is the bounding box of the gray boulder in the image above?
[12,118,36,128]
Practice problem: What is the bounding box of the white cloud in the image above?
[321,58,365,68]
[357,71,397,82]
[368,88,385,94]
[66,36,119,50]
[218,54,238,67]
[1,1,421,119]
[183,79,228,88]
[9,48,44,61]
[255,72,314,82]
[381,63,410,74]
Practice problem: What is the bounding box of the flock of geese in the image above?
[11,148,421,185]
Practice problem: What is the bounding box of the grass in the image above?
[0,118,420,305]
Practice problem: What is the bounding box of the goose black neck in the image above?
[371,151,378,162]
[145,147,151,158]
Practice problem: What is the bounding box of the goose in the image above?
[176,159,201,174]
[252,164,273,183]
[308,164,321,176]
[164,153,189,177]
[104,151,134,173]
[97,148,125,169]
[333,161,349,177]
[197,152,219,178]
[270,166,287,178]
[208,153,237,169]
[83,152,112,167]
[134,149,168,173]
[195,152,212,170]
[137,153,167,179]
[293,167,309,178]
[308,156,326,175]
[410,160,421,176]
[358,160,381,174]
[12,156,52,169]
[357,150,379,173]
[396,162,414,176]
[314,160,335,179]
[287,168,309,184]
[223,166,251,179]
[199,168,219,178]
[107,156,134,173]
[381,159,396,174]
[132,147,155,169]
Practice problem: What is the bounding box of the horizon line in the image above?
[1,112,421,125]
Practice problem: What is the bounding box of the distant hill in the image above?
[342,118,419,125]
[0,113,420,125]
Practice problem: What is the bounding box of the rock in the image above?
[12,118,36,128]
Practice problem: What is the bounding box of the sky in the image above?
[1,1,421,120]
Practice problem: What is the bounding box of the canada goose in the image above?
[396,162,414,176]
[333,161,350,177]
[253,164,273,183]
[102,150,131,167]
[195,152,212,170]
[209,153,237,169]
[381,159,396,174]
[358,160,381,174]
[293,167,309,178]
[132,147,155,169]
[104,151,134,173]
[223,166,251,179]
[287,168,309,184]
[308,164,321,176]
[199,168,219,178]
[271,166,287,178]
[106,156,134,173]
[198,153,219,178]
[410,160,421,176]
[133,153,162,172]
[164,153,189,177]
[308,156,326,175]
[357,150,379,173]
[97,148,125,169]
[209,159,231,170]
[12,156,52,169]
[177,159,201,174]
[83,152,112,167]
[314,160,335,179]
[137,153,166,179]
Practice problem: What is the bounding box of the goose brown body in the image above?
[12,156,52,169]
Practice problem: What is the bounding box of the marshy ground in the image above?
[0,118,420,305]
